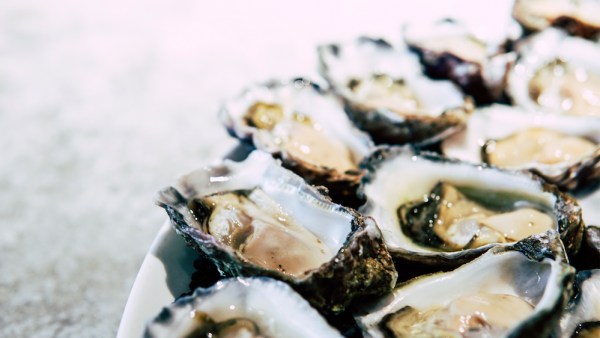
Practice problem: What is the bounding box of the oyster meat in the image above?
[513,0,600,39]
[508,28,600,117]
[404,18,521,105]
[318,37,474,146]
[358,145,584,268]
[556,269,600,338]
[442,104,600,190]
[355,231,575,338]
[143,277,344,338]
[155,150,397,314]
[220,79,374,207]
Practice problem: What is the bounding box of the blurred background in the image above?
[0,0,515,336]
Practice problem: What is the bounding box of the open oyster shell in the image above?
[358,145,584,269]
[513,0,600,39]
[354,231,575,338]
[154,150,397,314]
[404,18,520,105]
[442,104,600,191]
[318,37,474,146]
[219,79,374,207]
[143,277,344,338]
[556,269,600,338]
[507,28,600,117]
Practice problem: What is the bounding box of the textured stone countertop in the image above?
[0,1,515,336]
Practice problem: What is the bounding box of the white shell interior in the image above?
[559,270,600,338]
[508,28,600,113]
[220,82,373,166]
[357,246,566,338]
[319,39,465,118]
[146,277,344,338]
[167,151,354,254]
[359,146,558,253]
[442,104,600,174]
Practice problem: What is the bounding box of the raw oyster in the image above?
[358,145,584,268]
[318,37,474,146]
[143,277,344,338]
[442,104,600,190]
[404,18,520,105]
[354,231,575,338]
[513,0,600,39]
[220,79,374,207]
[154,150,397,314]
[507,28,600,117]
[556,269,600,338]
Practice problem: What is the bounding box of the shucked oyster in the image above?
[358,145,584,268]
[154,150,397,314]
[442,105,600,190]
[220,79,374,207]
[556,269,600,338]
[318,37,474,146]
[355,231,575,338]
[513,0,600,39]
[404,18,521,105]
[508,28,600,117]
[143,277,344,338]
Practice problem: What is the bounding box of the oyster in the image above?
[556,269,600,338]
[219,79,374,207]
[318,37,474,146]
[154,150,397,314]
[507,28,600,117]
[442,104,600,190]
[358,145,584,268]
[143,277,344,338]
[404,18,520,105]
[355,231,575,338]
[513,0,600,39]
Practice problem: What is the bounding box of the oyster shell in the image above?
[404,18,520,105]
[154,150,397,314]
[354,231,575,338]
[513,0,600,39]
[220,79,374,207]
[358,145,584,268]
[556,269,600,338]
[143,277,344,338]
[442,104,600,191]
[318,37,474,146]
[572,226,600,271]
[507,28,600,117]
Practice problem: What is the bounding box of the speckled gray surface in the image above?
[0,1,515,336]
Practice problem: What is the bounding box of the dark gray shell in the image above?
[219,79,374,208]
[318,37,474,146]
[358,145,585,270]
[154,150,397,314]
[354,231,575,338]
[142,277,344,338]
[572,226,600,271]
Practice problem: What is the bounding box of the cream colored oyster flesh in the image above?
[530,61,600,117]
[486,128,596,167]
[245,102,357,172]
[398,182,555,251]
[379,293,534,338]
[200,188,334,277]
[350,75,421,116]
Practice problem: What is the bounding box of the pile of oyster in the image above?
[144,2,600,337]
